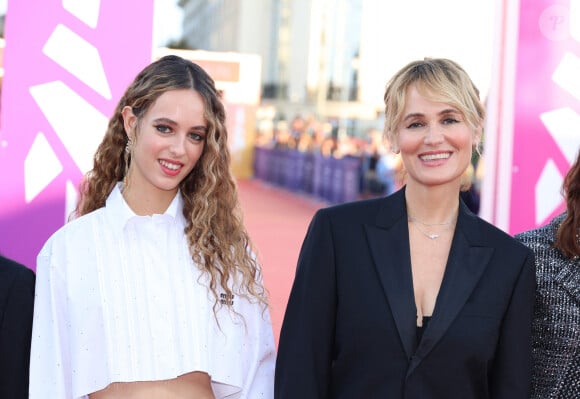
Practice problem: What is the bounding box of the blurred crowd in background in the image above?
[253,112,485,214]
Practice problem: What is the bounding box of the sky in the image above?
[152,0,183,46]
[361,1,496,102]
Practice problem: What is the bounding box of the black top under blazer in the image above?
[0,255,35,399]
[275,188,536,399]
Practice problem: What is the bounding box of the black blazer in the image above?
[275,188,535,399]
[0,255,35,399]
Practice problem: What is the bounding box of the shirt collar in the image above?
[105,182,186,231]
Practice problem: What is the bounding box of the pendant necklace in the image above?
[408,215,456,240]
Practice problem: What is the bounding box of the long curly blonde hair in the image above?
[75,55,267,310]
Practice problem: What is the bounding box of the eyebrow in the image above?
[402,108,461,122]
[153,117,208,132]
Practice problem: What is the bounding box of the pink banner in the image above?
[0,1,154,269]
[483,0,580,234]
[510,0,580,234]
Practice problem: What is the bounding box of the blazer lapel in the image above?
[408,203,494,376]
[365,189,417,359]
[545,214,580,302]
[555,259,580,303]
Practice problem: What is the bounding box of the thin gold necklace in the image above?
[408,215,456,240]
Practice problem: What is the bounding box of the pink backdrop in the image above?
[509,0,580,234]
[0,1,154,269]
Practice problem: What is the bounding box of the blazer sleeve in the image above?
[0,260,35,399]
[490,250,536,398]
[30,244,77,398]
[275,210,337,399]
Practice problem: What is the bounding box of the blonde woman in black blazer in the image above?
[275,58,536,398]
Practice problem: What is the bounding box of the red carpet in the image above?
[236,178,327,347]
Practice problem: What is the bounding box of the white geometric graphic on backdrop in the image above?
[571,0,580,41]
[24,132,63,203]
[29,81,108,174]
[43,24,112,99]
[63,0,101,29]
[24,1,105,223]
[539,107,580,164]
[65,180,78,222]
[537,2,580,224]
[552,52,580,101]
[535,159,564,224]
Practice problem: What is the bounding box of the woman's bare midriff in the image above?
[89,371,215,399]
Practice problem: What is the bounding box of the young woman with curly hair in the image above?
[30,55,275,399]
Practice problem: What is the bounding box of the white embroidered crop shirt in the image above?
[30,184,275,398]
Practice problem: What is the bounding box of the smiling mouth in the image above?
[159,159,181,170]
[420,152,451,161]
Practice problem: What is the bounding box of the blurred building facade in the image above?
[178,0,379,137]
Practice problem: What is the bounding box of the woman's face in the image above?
[395,84,478,190]
[123,89,207,199]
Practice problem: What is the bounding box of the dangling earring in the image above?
[473,140,482,157]
[123,137,133,192]
[125,137,132,155]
